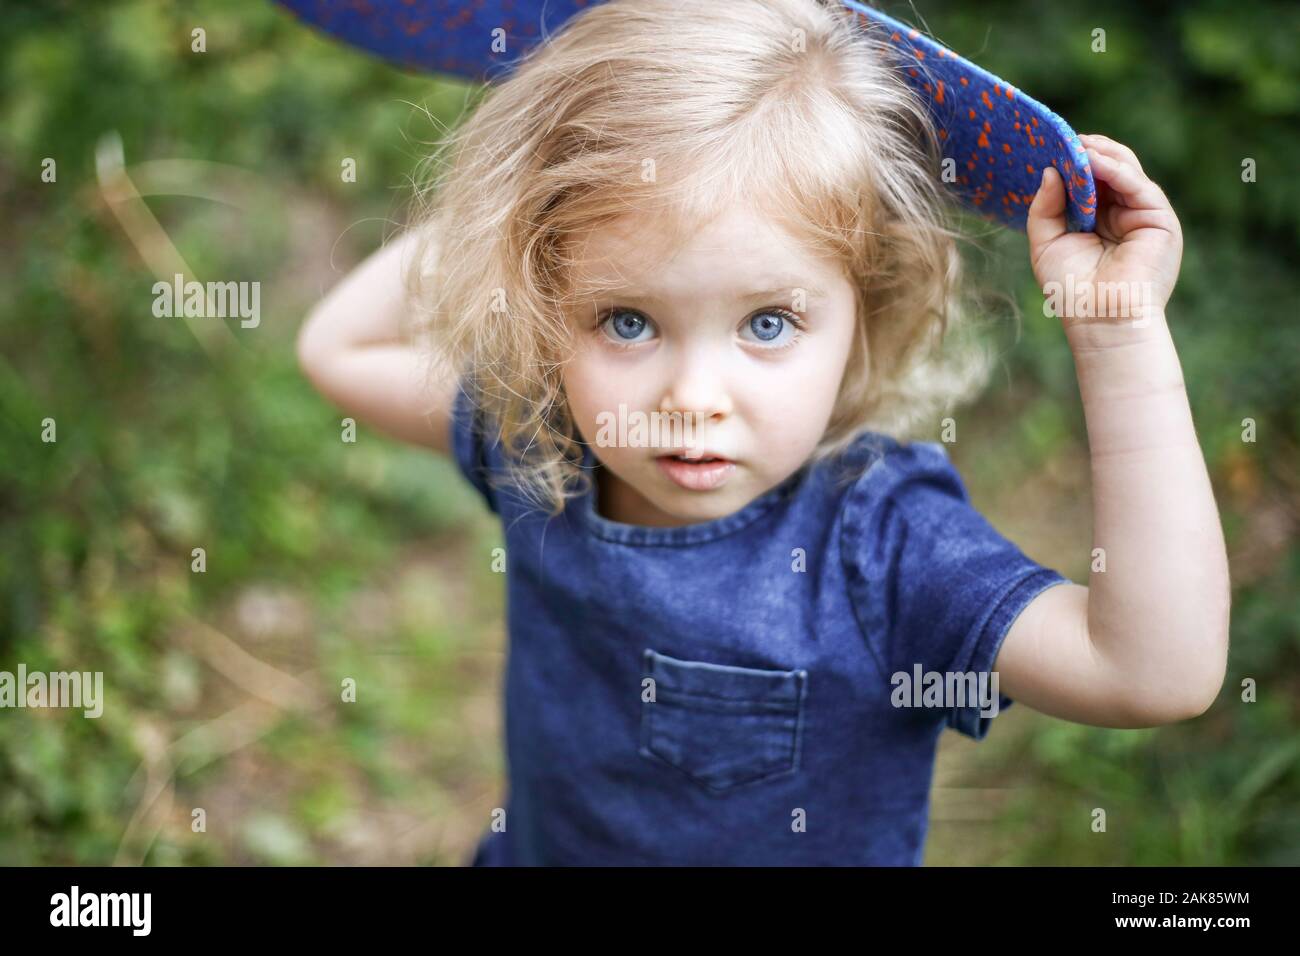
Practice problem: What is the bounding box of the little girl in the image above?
[297,0,1230,865]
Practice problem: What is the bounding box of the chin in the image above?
[655,488,746,523]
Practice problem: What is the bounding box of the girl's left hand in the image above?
[1026,133,1183,332]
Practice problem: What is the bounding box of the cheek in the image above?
[562,348,629,435]
[748,379,836,449]
[560,360,596,432]
[746,326,854,445]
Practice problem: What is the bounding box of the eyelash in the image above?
[594,308,808,352]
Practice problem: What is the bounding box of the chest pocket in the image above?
[639,649,808,794]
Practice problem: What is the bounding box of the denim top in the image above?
[450,378,1068,865]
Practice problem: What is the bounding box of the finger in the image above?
[1079,133,1143,174]
[1086,149,1167,213]
[1027,164,1068,252]
[1107,200,1179,240]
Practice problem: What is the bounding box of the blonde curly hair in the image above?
[407,0,994,516]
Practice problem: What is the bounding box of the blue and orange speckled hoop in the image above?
[846,2,1096,232]
[273,0,1096,232]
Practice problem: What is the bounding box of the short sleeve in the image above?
[841,440,1069,740]
[449,374,502,514]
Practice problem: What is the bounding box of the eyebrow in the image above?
[590,281,828,303]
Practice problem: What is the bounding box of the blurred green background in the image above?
[1,0,1296,865]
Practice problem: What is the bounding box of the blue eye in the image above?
[741,309,801,348]
[601,309,655,345]
[750,312,783,341]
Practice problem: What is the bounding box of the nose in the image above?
[659,347,732,426]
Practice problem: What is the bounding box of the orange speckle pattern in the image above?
[851,4,1096,231]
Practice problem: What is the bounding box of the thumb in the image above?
[1026,164,1067,254]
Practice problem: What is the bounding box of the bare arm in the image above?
[295,226,458,452]
[994,134,1230,728]
[995,317,1230,727]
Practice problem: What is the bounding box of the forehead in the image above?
[567,201,840,300]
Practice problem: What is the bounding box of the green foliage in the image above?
[0,0,500,866]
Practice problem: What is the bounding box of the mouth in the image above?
[655,453,736,491]
[656,448,730,462]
